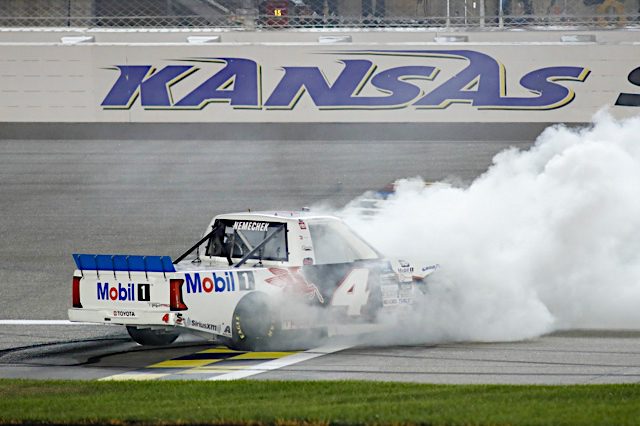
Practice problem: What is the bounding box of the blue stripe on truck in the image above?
[72,254,176,273]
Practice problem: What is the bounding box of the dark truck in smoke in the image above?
[68,211,437,350]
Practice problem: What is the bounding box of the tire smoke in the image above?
[339,112,640,342]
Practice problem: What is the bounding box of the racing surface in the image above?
[1,135,639,384]
[1,324,639,383]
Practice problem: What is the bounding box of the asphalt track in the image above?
[1,135,639,383]
[1,324,639,383]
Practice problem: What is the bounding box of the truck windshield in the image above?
[308,220,380,265]
[205,219,288,262]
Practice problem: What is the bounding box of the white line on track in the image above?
[208,344,352,381]
[0,320,93,325]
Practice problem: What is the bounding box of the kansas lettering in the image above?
[101,50,589,111]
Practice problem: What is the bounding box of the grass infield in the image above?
[0,379,639,425]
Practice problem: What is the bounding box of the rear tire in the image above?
[126,326,180,346]
[229,293,278,351]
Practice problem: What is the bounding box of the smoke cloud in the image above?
[337,112,640,343]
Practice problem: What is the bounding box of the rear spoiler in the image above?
[72,254,176,279]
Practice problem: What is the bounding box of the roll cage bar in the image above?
[173,221,286,267]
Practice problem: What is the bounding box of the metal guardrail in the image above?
[0,0,638,29]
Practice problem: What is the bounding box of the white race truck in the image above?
[69,211,437,350]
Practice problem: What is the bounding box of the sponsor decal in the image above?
[97,282,150,302]
[190,319,220,332]
[236,271,256,291]
[184,271,255,294]
[188,319,230,335]
[396,259,414,274]
[266,267,324,303]
[233,221,270,232]
[382,297,413,306]
[101,50,589,112]
[112,310,135,317]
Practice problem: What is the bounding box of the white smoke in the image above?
[338,112,640,342]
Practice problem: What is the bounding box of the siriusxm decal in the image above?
[101,50,589,111]
[184,271,255,294]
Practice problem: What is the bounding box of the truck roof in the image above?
[213,211,339,223]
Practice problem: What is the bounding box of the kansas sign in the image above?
[101,50,590,111]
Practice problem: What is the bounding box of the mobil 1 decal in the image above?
[615,67,640,107]
[184,270,255,294]
[101,50,589,111]
[97,282,150,302]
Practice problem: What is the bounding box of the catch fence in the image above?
[0,0,638,29]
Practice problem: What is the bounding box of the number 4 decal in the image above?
[330,269,370,316]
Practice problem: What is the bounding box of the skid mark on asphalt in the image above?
[100,347,297,381]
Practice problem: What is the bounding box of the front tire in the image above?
[126,326,180,346]
[230,293,278,351]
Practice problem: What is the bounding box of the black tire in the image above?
[229,293,278,351]
[126,326,180,346]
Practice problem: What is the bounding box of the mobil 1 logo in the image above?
[97,282,151,302]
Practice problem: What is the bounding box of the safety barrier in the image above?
[0,0,638,30]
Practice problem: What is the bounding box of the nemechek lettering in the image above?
[233,221,269,232]
[101,50,590,111]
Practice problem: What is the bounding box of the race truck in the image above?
[68,211,437,350]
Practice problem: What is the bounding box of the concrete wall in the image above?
[1,29,639,126]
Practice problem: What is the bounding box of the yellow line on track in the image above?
[99,346,304,381]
